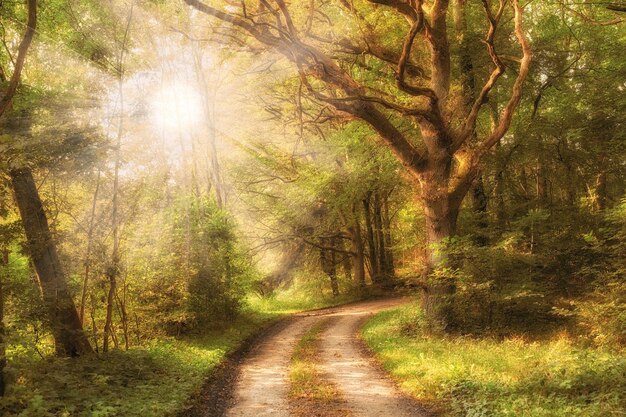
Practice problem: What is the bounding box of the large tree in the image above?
[1,0,92,356]
[182,0,531,326]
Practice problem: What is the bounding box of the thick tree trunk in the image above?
[421,207,458,329]
[419,163,460,329]
[9,168,92,356]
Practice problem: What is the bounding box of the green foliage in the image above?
[562,200,626,347]
[446,203,626,339]
[362,304,626,417]
[126,195,257,335]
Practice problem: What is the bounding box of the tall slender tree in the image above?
[1,0,92,356]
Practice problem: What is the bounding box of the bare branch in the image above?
[454,0,506,150]
[479,0,532,153]
[396,0,438,100]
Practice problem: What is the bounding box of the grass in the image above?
[245,285,363,316]
[1,314,270,417]
[0,292,359,417]
[361,302,626,417]
[288,319,348,417]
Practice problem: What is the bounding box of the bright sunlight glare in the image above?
[150,82,204,133]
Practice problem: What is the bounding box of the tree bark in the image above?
[319,238,339,297]
[373,191,388,281]
[9,167,92,356]
[0,237,7,395]
[362,193,380,282]
[0,190,9,395]
[346,204,366,288]
[381,194,396,278]
[419,160,462,328]
[536,159,549,206]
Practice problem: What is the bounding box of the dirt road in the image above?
[224,297,428,417]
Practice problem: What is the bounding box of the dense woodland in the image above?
[0,0,624,415]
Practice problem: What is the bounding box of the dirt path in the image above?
[225,315,321,417]
[319,299,427,417]
[224,297,428,417]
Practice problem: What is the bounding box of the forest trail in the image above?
[225,297,427,417]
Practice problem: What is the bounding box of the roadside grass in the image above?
[246,283,363,316]
[289,319,349,417]
[0,293,358,417]
[361,302,626,417]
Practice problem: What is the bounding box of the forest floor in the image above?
[187,296,429,417]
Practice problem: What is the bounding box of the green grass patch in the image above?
[246,286,362,317]
[361,302,626,417]
[289,319,349,417]
[289,320,338,403]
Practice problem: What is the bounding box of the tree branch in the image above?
[396,0,438,100]
[0,0,37,118]
[454,0,505,150]
[474,0,532,157]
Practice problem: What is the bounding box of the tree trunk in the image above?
[419,165,460,329]
[495,151,507,229]
[381,192,396,278]
[329,241,339,297]
[595,171,608,211]
[339,238,352,282]
[421,207,458,329]
[9,167,92,356]
[536,159,549,206]
[80,170,100,325]
[103,267,116,353]
[0,191,9,395]
[347,204,366,288]
[471,175,489,246]
[319,238,339,297]
[373,191,388,282]
[362,193,380,282]
[0,244,7,396]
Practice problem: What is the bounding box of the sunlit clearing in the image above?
[150,82,204,133]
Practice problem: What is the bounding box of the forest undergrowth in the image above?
[362,303,625,417]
